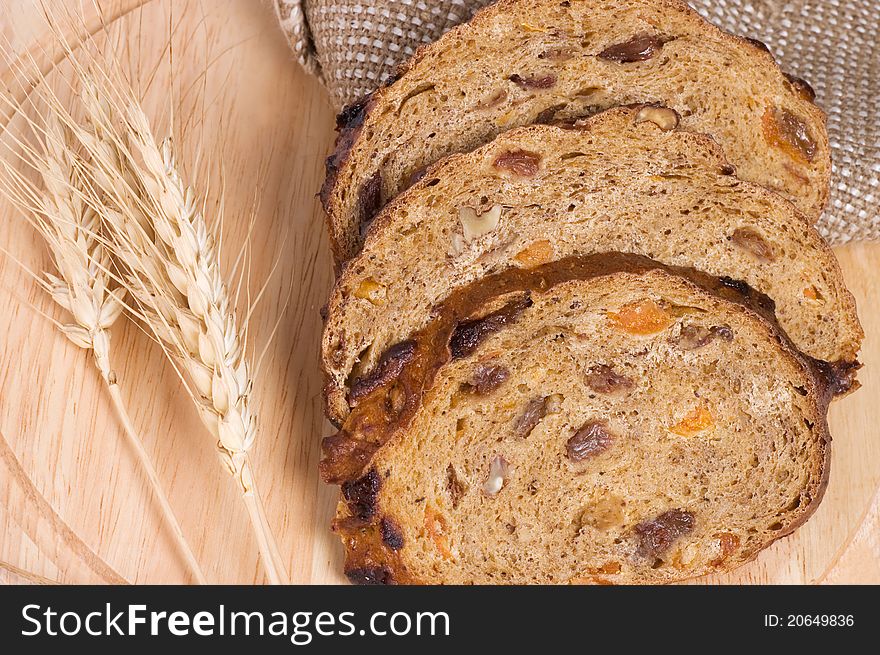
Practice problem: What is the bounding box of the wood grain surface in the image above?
[0,0,877,585]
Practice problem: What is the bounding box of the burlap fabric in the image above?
[274,0,879,244]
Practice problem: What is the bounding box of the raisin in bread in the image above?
[321,106,860,424]
[321,0,830,261]
[323,254,834,585]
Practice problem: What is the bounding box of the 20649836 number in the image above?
[764,614,855,627]
[790,615,854,627]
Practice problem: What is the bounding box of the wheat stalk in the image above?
[0,107,206,584]
[69,81,289,584]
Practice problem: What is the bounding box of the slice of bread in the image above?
[323,254,833,584]
[321,107,860,424]
[321,0,830,261]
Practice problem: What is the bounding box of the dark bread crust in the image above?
[321,97,372,208]
[324,253,834,584]
[332,505,414,585]
[320,0,828,264]
[320,94,375,264]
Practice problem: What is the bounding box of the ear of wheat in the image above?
[0,101,207,584]
[69,77,289,584]
[2,5,289,584]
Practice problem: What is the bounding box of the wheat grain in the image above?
[0,105,207,584]
[74,86,290,585]
[33,115,124,380]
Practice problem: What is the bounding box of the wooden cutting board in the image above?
[0,0,877,585]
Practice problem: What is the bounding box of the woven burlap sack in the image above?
[274,0,879,244]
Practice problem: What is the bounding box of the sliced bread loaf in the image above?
[321,0,830,261]
[324,254,833,584]
[321,107,860,424]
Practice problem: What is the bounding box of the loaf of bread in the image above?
[323,254,834,584]
[321,0,830,262]
[321,106,860,425]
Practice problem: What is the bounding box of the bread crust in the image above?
[321,0,829,263]
[320,94,376,264]
[323,253,834,584]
